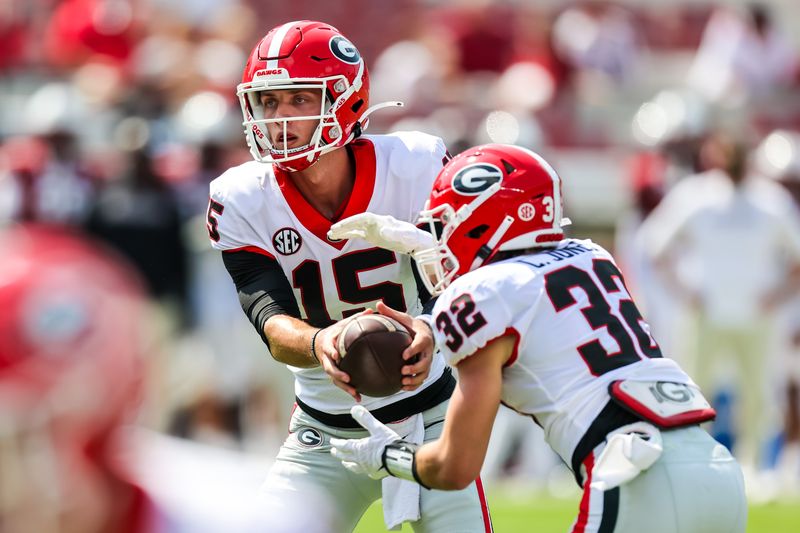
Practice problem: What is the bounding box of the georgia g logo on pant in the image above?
[296,427,323,448]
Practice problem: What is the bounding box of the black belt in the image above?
[570,400,640,487]
[295,368,456,429]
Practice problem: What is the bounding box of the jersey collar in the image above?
[274,139,376,250]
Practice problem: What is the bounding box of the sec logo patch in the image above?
[273,228,302,255]
[518,203,536,221]
[296,427,323,448]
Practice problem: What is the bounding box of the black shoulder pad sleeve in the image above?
[221,250,300,346]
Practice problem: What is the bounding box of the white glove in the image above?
[330,405,400,479]
[327,213,435,255]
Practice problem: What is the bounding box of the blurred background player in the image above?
[0,224,151,533]
[330,144,746,533]
[755,129,800,494]
[208,20,491,532]
[639,132,800,485]
[0,224,332,532]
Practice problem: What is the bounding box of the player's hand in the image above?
[330,405,399,479]
[315,311,374,403]
[327,213,435,255]
[376,301,434,391]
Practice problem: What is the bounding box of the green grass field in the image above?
[354,487,800,532]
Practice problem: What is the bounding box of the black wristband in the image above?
[310,329,322,364]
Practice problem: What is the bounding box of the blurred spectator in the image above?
[167,386,240,450]
[640,133,800,479]
[450,2,514,74]
[43,0,136,70]
[510,7,572,92]
[86,149,188,323]
[688,3,799,104]
[551,1,641,84]
[0,134,94,225]
[369,19,460,116]
[615,150,680,354]
[0,1,30,71]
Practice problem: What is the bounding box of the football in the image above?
[337,315,414,397]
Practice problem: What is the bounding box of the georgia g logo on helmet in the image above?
[329,36,361,64]
[451,163,504,196]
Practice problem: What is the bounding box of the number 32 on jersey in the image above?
[545,259,662,376]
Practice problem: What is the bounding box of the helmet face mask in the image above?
[416,203,462,295]
[238,21,371,172]
[414,144,570,295]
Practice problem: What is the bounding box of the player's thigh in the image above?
[415,483,491,533]
[262,417,382,531]
[414,402,492,533]
[614,427,746,533]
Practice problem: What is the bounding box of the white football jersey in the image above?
[209,132,448,414]
[429,238,694,469]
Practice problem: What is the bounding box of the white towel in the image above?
[590,421,663,492]
[382,413,425,530]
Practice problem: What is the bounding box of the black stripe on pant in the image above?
[598,487,619,533]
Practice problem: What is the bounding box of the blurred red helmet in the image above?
[415,144,571,294]
[0,224,146,531]
[238,20,400,172]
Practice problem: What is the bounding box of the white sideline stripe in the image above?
[266,21,297,69]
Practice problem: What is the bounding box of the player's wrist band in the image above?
[310,329,322,364]
[382,440,430,489]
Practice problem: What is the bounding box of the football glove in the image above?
[327,213,435,255]
[330,405,400,479]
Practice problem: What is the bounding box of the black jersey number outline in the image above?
[434,293,488,352]
[206,199,224,242]
[293,247,406,326]
[544,258,661,376]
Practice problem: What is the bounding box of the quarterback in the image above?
[330,144,747,533]
[208,20,492,532]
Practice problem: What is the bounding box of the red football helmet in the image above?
[415,144,571,294]
[238,20,400,172]
[0,225,146,532]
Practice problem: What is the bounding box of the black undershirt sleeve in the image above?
[221,250,300,347]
